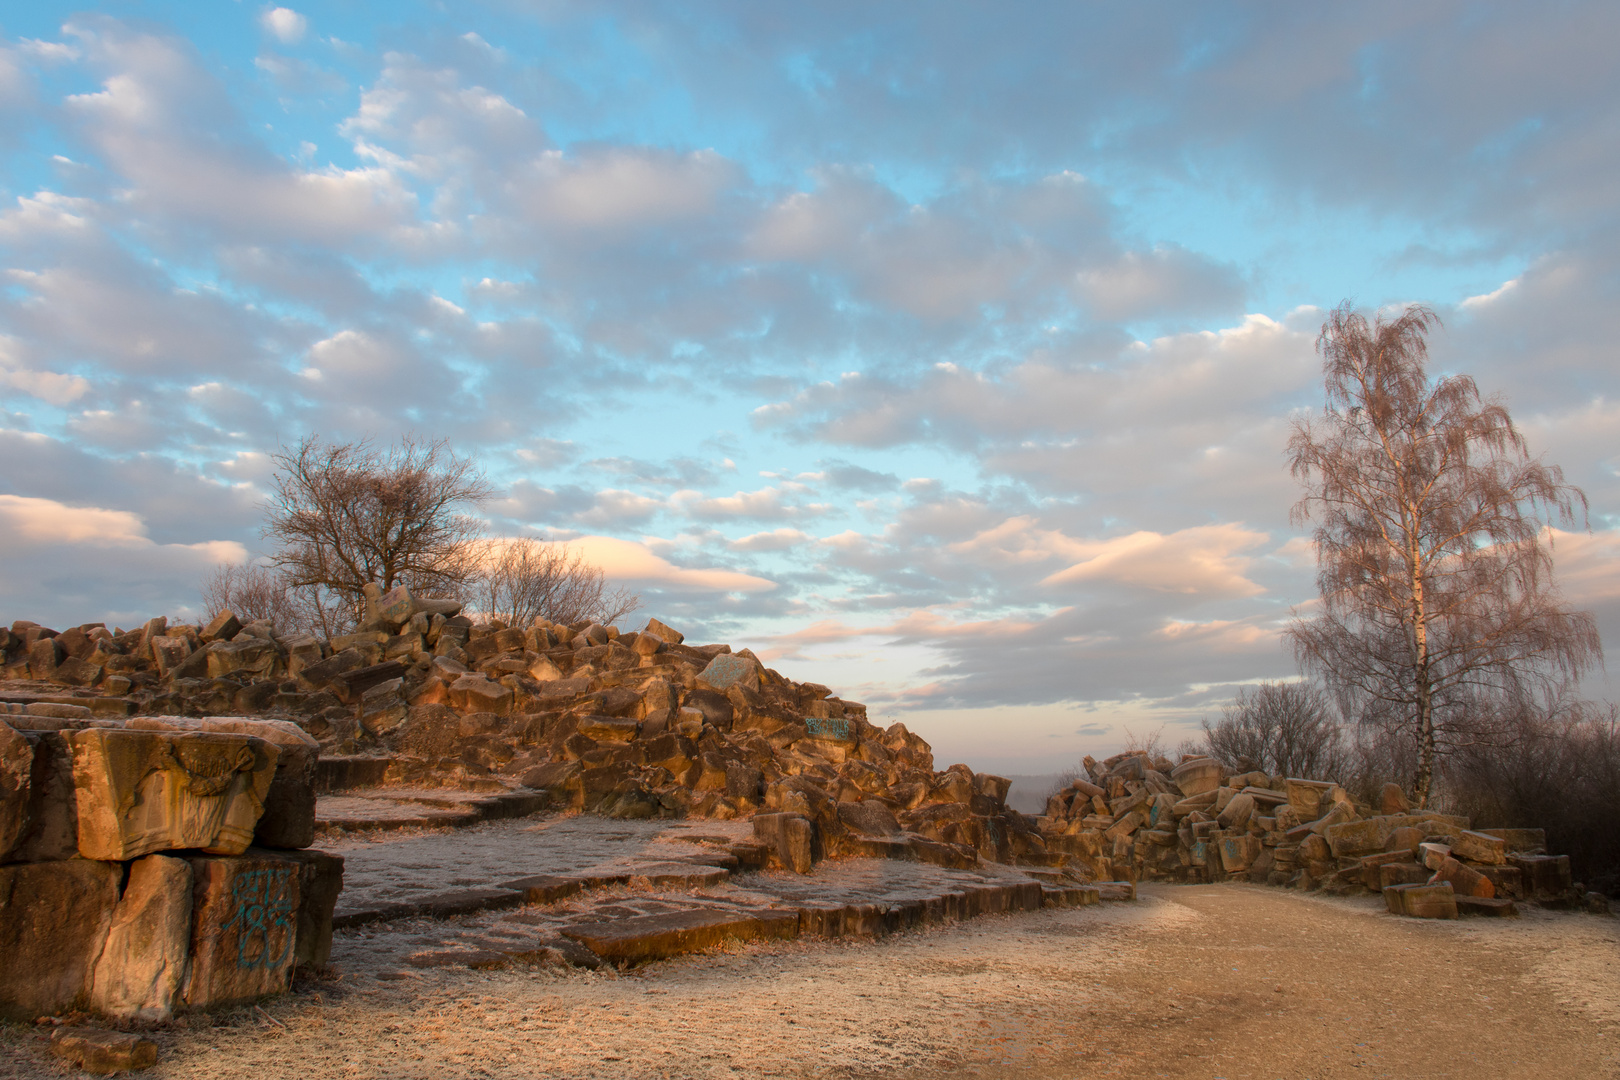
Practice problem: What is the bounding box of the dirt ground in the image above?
[4,883,1617,1079]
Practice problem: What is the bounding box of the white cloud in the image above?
[261,8,308,45]
[566,535,776,594]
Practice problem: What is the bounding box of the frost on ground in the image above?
[5,883,1619,1079]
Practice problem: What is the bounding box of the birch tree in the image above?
[1286,302,1601,806]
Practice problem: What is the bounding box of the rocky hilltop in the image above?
[2,583,1595,909]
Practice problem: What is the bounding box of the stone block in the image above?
[1379,782,1411,814]
[1219,834,1262,873]
[1286,777,1334,819]
[642,618,685,645]
[89,855,193,1021]
[149,635,192,677]
[201,610,242,643]
[9,730,79,863]
[1326,817,1398,857]
[837,799,901,837]
[1216,792,1255,830]
[696,653,761,693]
[1456,895,1519,917]
[1385,882,1458,919]
[1479,827,1546,853]
[50,1028,158,1074]
[0,721,31,859]
[753,812,818,873]
[1420,842,1452,870]
[448,674,513,715]
[184,853,302,1009]
[1378,861,1430,890]
[1432,856,1495,898]
[1452,829,1507,866]
[561,907,796,965]
[1170,757,1224,797]
[206,637,279,680]
[273,847,344,972]
[0,860,121,1019]
[71,729,280,861]
[1510,853,1572,898]
[126,717,318,851]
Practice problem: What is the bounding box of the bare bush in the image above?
[265,434,493,626]
[1201,681,1345,779]
[471,538,640,628]
[1444,698,1620,894]
[201,561,356,640]
[201,563,298,635]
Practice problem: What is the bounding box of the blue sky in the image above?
[2,2,1616,772]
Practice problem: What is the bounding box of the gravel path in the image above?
[5,882,1615,1078]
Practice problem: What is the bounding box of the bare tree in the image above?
[201,562,299,634]
[1286,302,1602,806]
[1202,681,1345,779]
[472,538,641,628]
[264,435,495,626]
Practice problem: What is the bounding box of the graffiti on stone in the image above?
[804,716,851,741]
[221,866,296,970]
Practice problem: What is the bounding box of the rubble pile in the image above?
[2,587,1049,878]
[1037,751,1598,917]
[0,711,342,1023]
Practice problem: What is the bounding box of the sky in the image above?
[1,1,1616,774]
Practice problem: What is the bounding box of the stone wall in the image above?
[0,713,341,1022]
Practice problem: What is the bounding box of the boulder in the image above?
[126,717,319,850]
[837,799,901,837]
[696,653,761,694]
[449,674,514,715]
[184,852,303,1009]
[88,855,193,1021]
[70,729,280,861]
[0,721,31,859]
[642,618,685,645]
[50,1028,158,1075]
[0,860,121,1019]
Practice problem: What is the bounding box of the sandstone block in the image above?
[50,1028,158,1074]
[1480,828,1546,854]
[1510,853,1572,898]
[1420,842,1453,870]
[1379,862,1430,890]
[206,637,279,680]
[0,860,121,1019]
[1451,829,1507,866]
[89,855,193,1021]
[1432,856,1495,898]
[1379,782,1411,814]
[0,721,31,859]
[184,853,302,1009]
[9,730,79,862]
[201,610,242,643]
[1218,834,1261,873]
[696,653,761,693]
[837,799,901,837]
[126,718,318,850]
[1216,792,1255,830]
[149,635,192,677]
[71,729,280,861]
[1385,882,1458,919]
[1170,757,1224,797]
[448,674,513,715]
[274,847,344,972]
[642,618,685,645]
[1286,777,1334,819]
[753,812,818,873]
[1326,816,1399,858]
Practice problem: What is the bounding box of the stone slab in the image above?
[89,854,193,1021]
[71,729,280,861]
[0,859,121,1019]
[561,906,799,964]
[184,853,303,1010]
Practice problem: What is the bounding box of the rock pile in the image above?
[1037,751,1597,917]
[0,711,342,1024]
[3,591,1048,880]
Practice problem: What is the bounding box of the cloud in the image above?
[260,8,308,45]
[567,535,776,594]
